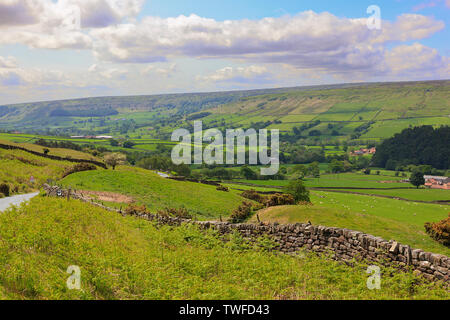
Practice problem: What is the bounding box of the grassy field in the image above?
[0,196,447,300]
[237,172,410,189]
[338,188,450,202]
[0,148,74,194]
[61,166,246,219]
[250,191,450,256]
[0,139,100,161]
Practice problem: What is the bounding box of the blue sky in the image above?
[0,0,449,104]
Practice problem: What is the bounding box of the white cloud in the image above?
[0,0,144,49]
[197,65,271,83]
[385,43,450,77]
[89,11,447,79]
[0,56,18,69]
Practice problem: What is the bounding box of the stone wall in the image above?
[0,143,107,169]
[43,185,450,285]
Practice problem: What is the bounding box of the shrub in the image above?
[264,193,296,207]
[425,214,450,247]
[216,185,229,192]
[62,163,97,178]
[241,190,265,203]
[124,204,150,216]
[229,201,253,224]
[283,180,310,203]
[0,183,10,197]
[158,207,193,219]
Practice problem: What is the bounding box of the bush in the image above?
[241,190,265,203]
[124,204,150,216]
[216,185,229,192]
[62,163,97,178]
[0,183,10,197]
[283,180,310,203]
[229,202,253,224]
[425,214,450,247]
[158,207,193,219]
[264,193,296,207]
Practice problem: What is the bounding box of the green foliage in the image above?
[373,126,450,170]
[0,183,10,197]
[410,171,425,189]
[0,197,448,300]
[229,202,253,223]
[283,180,310,203]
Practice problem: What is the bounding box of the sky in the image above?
[0,0,449,104]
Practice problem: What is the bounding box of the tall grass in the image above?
[0,197,448,300]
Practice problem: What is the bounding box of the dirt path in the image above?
[77,190,134,204]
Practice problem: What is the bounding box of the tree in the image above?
[329,159,344,174]
[308,162,320,179]
[174,164,191,177]
[283,180,310,203]
[410,170,425,189]
[123,141,135,149]
[109,139,119,147]
[43,148,50,155]
[104,153,126,170]
[240,166,257,180]
[292,164,308,179]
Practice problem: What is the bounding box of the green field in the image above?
[251,191,450,256]
[61,166,246,219]
[0,148,74,194]
[0,197,447,300]
[338,188,450,202]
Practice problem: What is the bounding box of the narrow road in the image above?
[0,192,39,212]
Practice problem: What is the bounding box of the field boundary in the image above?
[43,184,450,285]
[0,142,107,169]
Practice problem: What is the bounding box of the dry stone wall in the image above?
[43,185,450,285]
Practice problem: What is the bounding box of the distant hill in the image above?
[0,80,449,141]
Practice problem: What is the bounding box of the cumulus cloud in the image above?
[385,43,450,77]
[197,65,271,83]
[0,0,143,49]
[0,0,40,26]
[89,11,447,79]
[142,63,178,78]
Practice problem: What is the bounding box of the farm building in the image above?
[350,147,376,156]
[424,176,450,190]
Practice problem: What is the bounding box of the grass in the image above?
[61,166,246,219]
[0,139,100,161]
[339,188,450,202]
[0,196,448,300]
[0,148,73,194]
[251,191,450,256]
[236,172,410,189]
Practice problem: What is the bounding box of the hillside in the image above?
[0,148,74,195]
[0,196,447,300]
[1,80,448,143]
[61,166,246,219]
[202,80,450,140]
